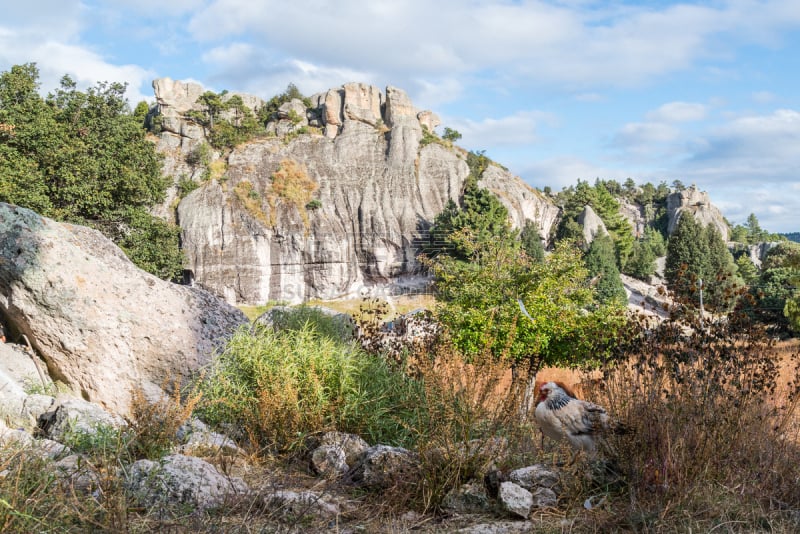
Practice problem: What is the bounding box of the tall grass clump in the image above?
[267,304,356,343]
[583,286,800,531]
[195,324,424,454]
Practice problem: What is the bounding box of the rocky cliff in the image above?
[666,184,729,240]
[153,80,559,304]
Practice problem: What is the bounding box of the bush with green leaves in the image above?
[426,232,627,368]
[0,63,183,280]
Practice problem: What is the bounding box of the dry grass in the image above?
[269,158,318,229]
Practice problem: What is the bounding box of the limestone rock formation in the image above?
[152,79,560,304]
[0,203,248,414]
[667,185,729,240]
[577,205,608,246]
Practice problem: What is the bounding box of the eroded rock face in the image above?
[667,185,729,240]
[577,205,608,246]
[153,80,560,304]
[0,203,248,414]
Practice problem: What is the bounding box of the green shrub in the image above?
[196,325,423,453]
[176,175,199,198]
[267,305,354,343]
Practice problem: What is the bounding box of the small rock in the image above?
[507,464,560,491]
[311,444,348,477]
[264,490,339,520]
[178,418,243,457]
[348,445,420,489]
[55,454,102,495]
[498,481,532,519]
[532,487,558,509]
[310,431,369,467]
[442,481,492,514]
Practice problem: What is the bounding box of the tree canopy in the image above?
[0,63,182,280]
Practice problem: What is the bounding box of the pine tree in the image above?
[585,233,627,304]
[665,214,707,300]
[521,220,545,262]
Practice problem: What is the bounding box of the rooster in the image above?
[534,381,622,457]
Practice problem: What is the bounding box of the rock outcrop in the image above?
[0,203,248,414]
[153,79,560,304]
[577,205,608,246]
[667,185,729,240]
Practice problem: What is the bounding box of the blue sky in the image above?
[2,0,799,232]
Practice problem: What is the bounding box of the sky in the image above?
[2,0,799,233]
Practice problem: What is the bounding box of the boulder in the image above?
[39,398,126,442]
[498,481,533,519]
[347,444,420,489]
[126,454,248,513]
[577,204,608,246]
[0,203,248,414]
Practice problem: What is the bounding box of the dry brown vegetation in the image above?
[3,298,800,532]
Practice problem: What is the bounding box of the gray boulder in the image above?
[667,185,729,240]
[39,398,126,442]
[441,481,493,514]
[126,454,248,513]
[498,481,533,519]
[577,204,608,246]
[348,444,420,489]
[0,203,248,415]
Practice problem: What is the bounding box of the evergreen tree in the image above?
[626,238,657,280]
[665,214,708,301]
[426,181,514,261]
[703,224,741,310]
[666,214,740,310]
[585,233,627,304]
[520,219,545,262]
[735,255,759,285]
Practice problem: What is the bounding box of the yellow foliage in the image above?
[269,159,319,229]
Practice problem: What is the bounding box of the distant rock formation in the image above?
[667,185,729,240]
[0,203,247,414]
[577,205,608,246]
[152,79,559,304]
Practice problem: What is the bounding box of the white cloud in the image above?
[449,111,556,149]
[186,0,800,92]
[752,90,777,104]
[0,30,153,104]
[647,101,708,122]
[612,122,680,150]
